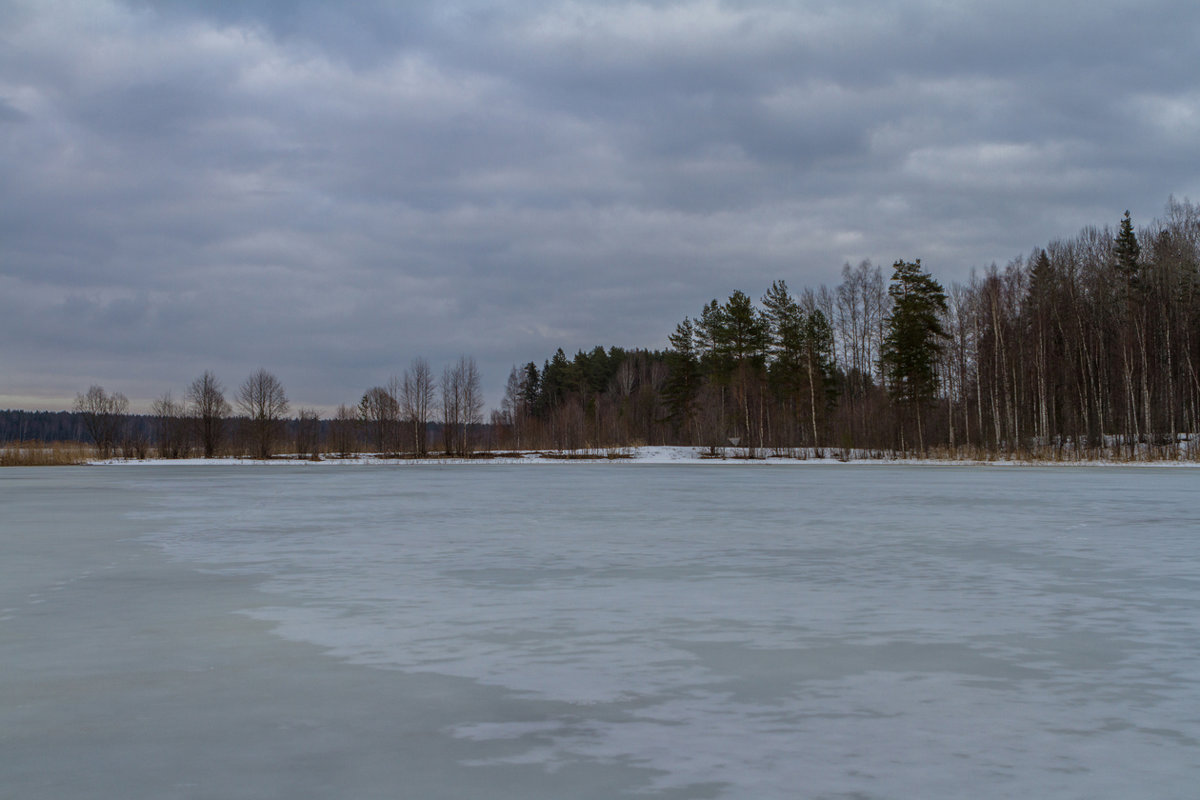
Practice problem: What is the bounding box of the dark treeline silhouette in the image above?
[7,199,1199,462]
[6,358,490,460]
[1,410,88,442]
[1,410,156,449]
[492,346,671,452]
[492,199,1200,460]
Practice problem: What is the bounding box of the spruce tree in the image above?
[804,308,838,410]
[519,362,540,417]
[881,259,948,449]
[664,318,702,438]
[1114,210,1141,290]
[539,348,573,411]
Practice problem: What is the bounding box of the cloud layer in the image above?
[3,0,1198,410]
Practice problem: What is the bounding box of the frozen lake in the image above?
[3,464,1199,798]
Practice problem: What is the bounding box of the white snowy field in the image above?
[3,464,1199,799]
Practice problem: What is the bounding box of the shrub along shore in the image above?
[5,442,1198,468]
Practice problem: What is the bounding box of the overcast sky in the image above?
[3,0,1198,412]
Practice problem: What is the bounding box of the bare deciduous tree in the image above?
[151,391,191,458]
[358,383,400,455]
[498,365,525,448]
[120,424,150,460]
[329,404,359,458]
[441,355,483,455]
[73,385,128,459]
[187,371,230,458]
[237,369,289,459]
[401,357,435,455]
[294,408,322,461]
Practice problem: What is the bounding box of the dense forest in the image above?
[5,198,1200,461]
[498,198,1200,460]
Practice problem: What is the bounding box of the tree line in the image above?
[56,356,488,460]
[10,198,1199,461]
[0,410,90,443]
[494,198,1200,460]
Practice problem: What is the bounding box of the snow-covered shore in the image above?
[87,445,1200,467]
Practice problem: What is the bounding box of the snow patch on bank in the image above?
[88,446,1200,467]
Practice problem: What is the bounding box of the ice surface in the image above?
[3,464,1199,798]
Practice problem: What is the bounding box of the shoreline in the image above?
[79,445,1200,468]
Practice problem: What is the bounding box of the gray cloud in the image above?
[2,0,1199,411]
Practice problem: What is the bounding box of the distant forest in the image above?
[6,198,1200,461]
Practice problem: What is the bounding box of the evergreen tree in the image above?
[539,348,573,412]
[664,317,701,437]
[575,345,615,395]
[1114,210,1141,291]
[881,259,948,448]
[804,308,838,411]
[1027,249,1055,304]
[521,362,540,405]
[761,281,807,433]
[761,281,805,371]
[721,290,769,445]
[696,299,731,380]
[722,290,769,367]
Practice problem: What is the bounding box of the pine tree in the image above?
[761,281,800,363]
[721,290,769,446]
[722,290,769,367]
[761,281,806,440]
[696,299,730,380]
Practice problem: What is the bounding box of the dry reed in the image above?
[0,441,94,467]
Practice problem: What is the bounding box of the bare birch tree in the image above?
[441,355,483,455]
[237,369,289,459]
[359,383,400,455]
[401,357,435,455]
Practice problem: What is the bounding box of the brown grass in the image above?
[0,440,95,467]
[538,450,635,460]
